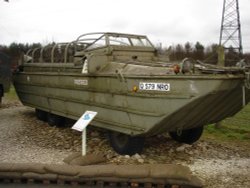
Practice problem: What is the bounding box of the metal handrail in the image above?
[25,32,155,64]
[31,48,40,63]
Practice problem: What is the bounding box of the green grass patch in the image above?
[4,85,19,101]
[204,104,250,141]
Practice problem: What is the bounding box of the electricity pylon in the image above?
[219,0,243,54]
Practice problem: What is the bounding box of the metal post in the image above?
[82,129,86,156]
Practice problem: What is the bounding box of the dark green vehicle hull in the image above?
[12,33,250,154]
[13,68,248,136]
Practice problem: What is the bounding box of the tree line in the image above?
[0,43,41,67]
[157,41,250,66]
[0,41,249,66]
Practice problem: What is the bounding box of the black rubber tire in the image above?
[47,113,65,127]
[35,109,48,121]
[169,126,204,144]
[109,132,145,155]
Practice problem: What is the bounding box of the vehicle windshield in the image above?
[76,33,154,50]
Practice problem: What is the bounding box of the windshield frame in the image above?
[74,32,155,51]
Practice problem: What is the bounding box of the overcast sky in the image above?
[0,0,249,52]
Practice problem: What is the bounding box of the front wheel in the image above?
[35,109,48,121]
[47,113,65,127]
[169,126,204,144]
[109,132,145,155]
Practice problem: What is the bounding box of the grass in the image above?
[204,103,250,141]
[4,85,19,101]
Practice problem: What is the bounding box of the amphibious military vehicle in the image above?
[0,52,11,105]
[13,32,250,155]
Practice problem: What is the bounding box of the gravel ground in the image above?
[0,99,250,188]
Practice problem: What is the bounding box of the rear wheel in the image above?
[169,126,204,144]
[47,113,65,127]
[35,109,47,121]
[109,132,145,155]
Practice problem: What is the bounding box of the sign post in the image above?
[82,129,86,155]
[72,111,97,156]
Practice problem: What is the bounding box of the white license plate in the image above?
[139,82,170,91]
